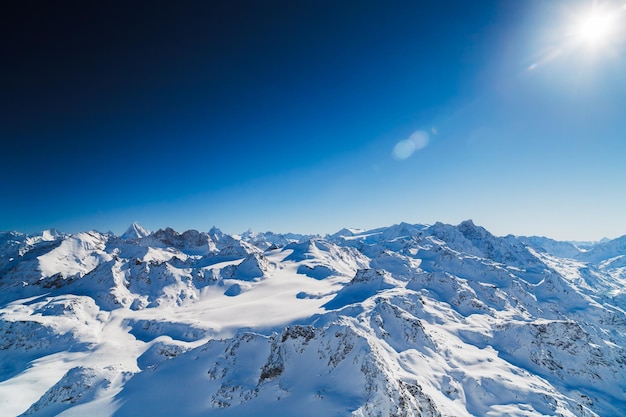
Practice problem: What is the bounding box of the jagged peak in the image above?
[239,228,256,239]
[21,228,65,248]
[457,219,489,236]
[458,219,475,227]
[41,228,63,241]
[379,222,426,241]
[208,226,225,240]
[121,222,150,240]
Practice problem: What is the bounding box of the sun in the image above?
[573,7,619,47]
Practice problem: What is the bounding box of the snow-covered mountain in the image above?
[1,221,624,416]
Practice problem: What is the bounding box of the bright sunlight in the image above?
[574,7,619,47]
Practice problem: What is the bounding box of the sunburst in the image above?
[573,7,619,48]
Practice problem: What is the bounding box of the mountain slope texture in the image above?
[0,220,624,416]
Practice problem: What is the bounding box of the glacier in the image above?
[0,220,624,416]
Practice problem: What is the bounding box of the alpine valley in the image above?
[1,220,624,417]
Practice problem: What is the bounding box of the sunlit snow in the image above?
[0,221,625,416]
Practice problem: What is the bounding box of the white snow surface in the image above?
[0,221,625,416]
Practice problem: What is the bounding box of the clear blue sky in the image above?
[1,0,625,240]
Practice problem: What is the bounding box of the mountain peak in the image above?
[458,218,476,228]
[208,226,224,239]
[120,222,150,240]
[40,228,62,241]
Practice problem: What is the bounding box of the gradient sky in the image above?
[2,0,625,240]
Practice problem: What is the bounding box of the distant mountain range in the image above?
[1,220,624,416]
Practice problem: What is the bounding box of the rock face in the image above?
[0,220,625,417]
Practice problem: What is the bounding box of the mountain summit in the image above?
[0,221,624,416]
[120,222,150,240]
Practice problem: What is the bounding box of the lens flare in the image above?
[392,130,429,160]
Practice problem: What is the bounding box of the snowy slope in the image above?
[0,221,625,416]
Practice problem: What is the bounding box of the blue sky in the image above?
[1,1,625,240]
